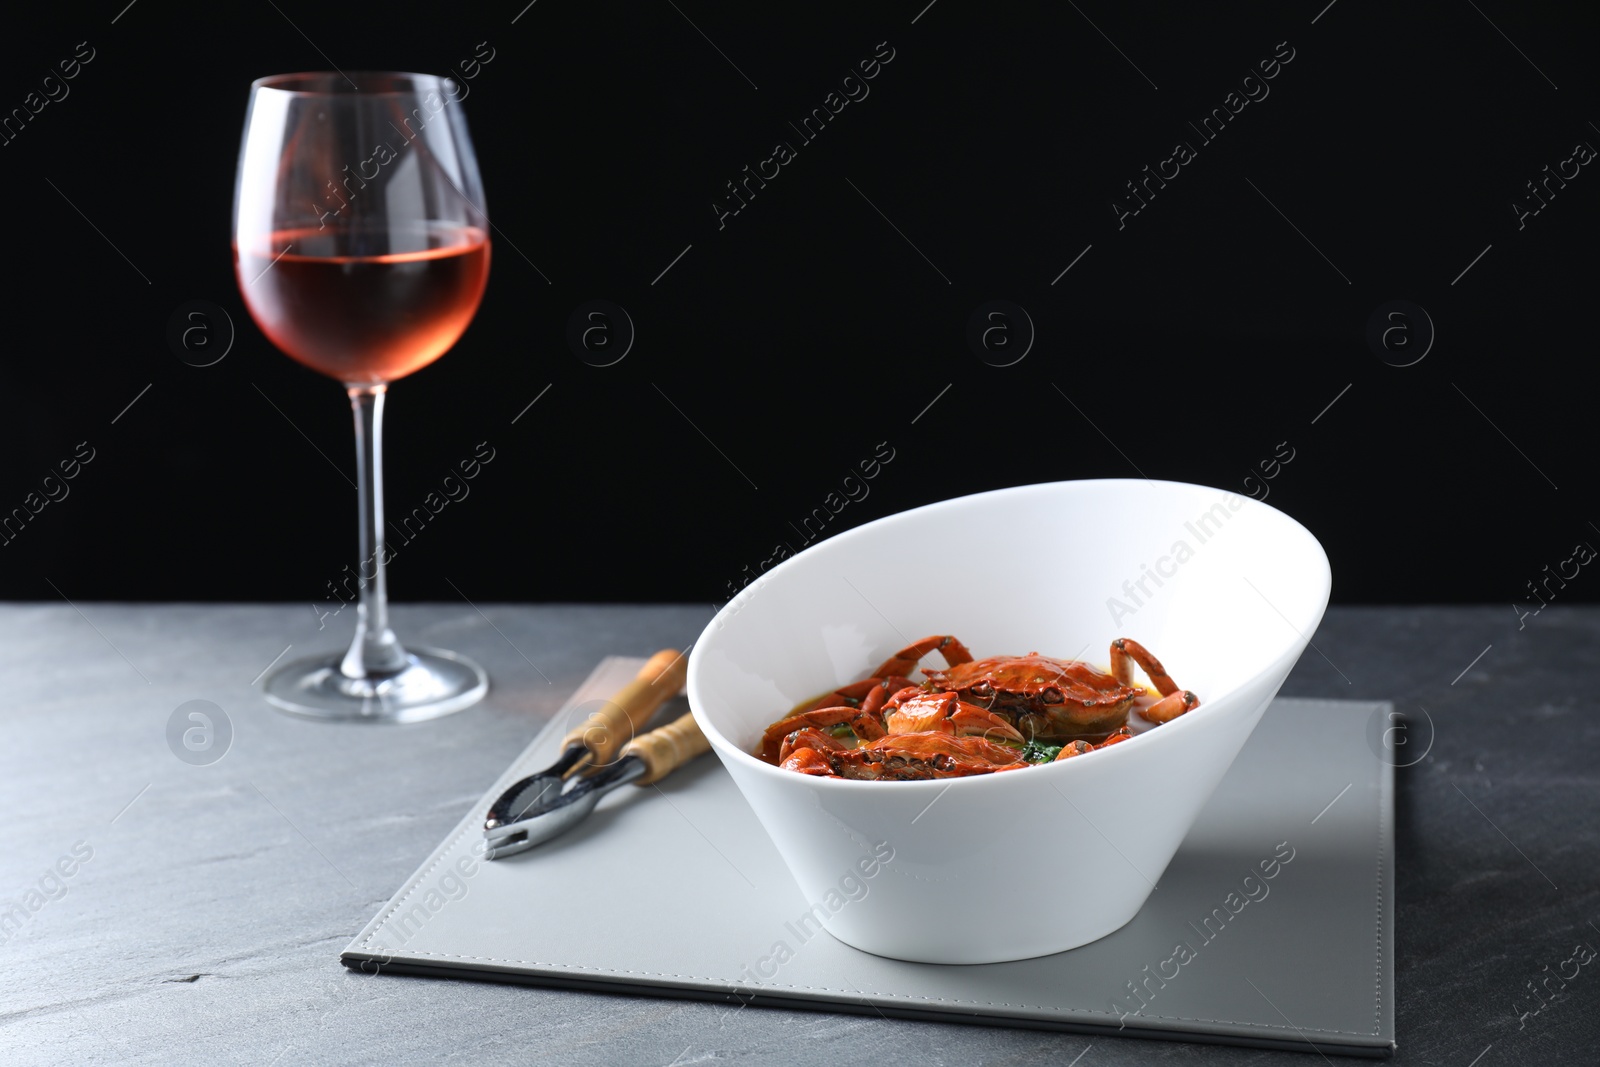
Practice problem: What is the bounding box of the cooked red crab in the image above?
[922,637,1198,742]
[755,634,1199,779]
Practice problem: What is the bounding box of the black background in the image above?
[1,1,1594,611]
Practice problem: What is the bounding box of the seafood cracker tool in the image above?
[483,649,687,857]
[482,709,710,858]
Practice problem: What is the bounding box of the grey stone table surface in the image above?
[1,604,1596,1066]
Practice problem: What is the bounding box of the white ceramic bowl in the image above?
[687,479,1330,964]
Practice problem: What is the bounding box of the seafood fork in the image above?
[483,649,687,857]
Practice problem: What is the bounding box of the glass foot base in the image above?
[262,646,488,723]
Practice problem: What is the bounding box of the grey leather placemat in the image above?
[345,658,1395,1057]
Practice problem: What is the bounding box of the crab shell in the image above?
[922,653,1139,742]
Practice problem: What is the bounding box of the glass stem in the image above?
[341,384,409,677]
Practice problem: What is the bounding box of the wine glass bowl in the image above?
[236,222,490,384]
[234,71,491,722]
[234,71,491,384]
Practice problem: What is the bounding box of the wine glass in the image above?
[234,71,491,722]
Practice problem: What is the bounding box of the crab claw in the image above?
[882,689,1025,744]
[870,635,974,679]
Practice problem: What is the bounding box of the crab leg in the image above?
[859,681,894,717]
[1054,726,1135,760]
[1110,638,1180,696]
[758,705,886,762]
[871,635,974,679]
[1138,688,1200,724]
[1111,637,1199,722]
[777,727,849,764]
[798,678,879,713]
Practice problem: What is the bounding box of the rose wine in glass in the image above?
[234,71,492,722]
[237,224,490,382]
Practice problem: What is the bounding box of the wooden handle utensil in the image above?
[561,649,687,768]
[623,712,711,786]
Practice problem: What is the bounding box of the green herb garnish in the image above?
[1020,740,1064,764]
